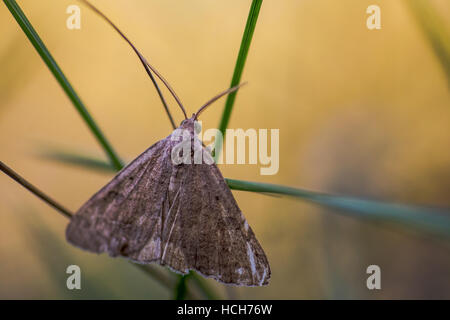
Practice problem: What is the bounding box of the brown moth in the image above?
[67,0,270,286]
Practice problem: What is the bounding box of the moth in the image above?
[67,0,270,286]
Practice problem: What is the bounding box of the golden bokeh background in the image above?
[0,0,449,299]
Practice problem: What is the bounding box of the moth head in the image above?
[179,117,195,133]
[178,117,202,138]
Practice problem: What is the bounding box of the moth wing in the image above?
[160,162,271,286]
[66,138,172,261]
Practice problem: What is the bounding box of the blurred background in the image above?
[0,0,449,299]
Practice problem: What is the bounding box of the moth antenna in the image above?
[79,0,188,122]
[195,83,247,119]
[142,61,188,120]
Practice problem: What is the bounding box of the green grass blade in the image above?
[406,0,450,84]
[43,150,450,238]
[40,148,118,173]
[214,0,263,161]
[190,273,221,300]
[173,274,189,300]
[226,178,450,238]
[3,0,123,170]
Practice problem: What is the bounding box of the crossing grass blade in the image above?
[226,179,450,238]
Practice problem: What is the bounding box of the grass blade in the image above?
[0,160,73,219]
[226,178,450,238]
[173,274,189,300]
[3,0,123,170]
[190,273,221,300]
[406,0,450,84]
[214,0,263,161]
[40,148,118,173]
